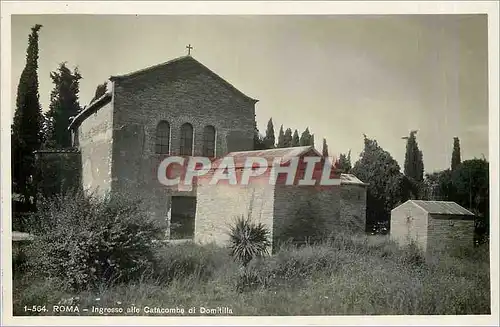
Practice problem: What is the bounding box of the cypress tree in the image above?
[300,128,311,146]
[292,130,300,147]
[262,118,275,149]
[451,137,461,171]
[277,125,285,148]
[403,130,424,182]
[322,138,329,157]
[283,128,293,148]
[11,24,44,205]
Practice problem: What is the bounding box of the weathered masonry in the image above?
[390,200,475,254]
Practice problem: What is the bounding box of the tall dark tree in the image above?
[299,128,312,146]
[337,150,352,173]
[283,128,293,148]
[44,63,82,148]
[262,118,275,149]
[322,138,329,157]
[352,135,409,230]
[253,120,267,150]
[310,133,315,148]
[451,137,462,171]
[11,24,44,205]
[451,158,489,216]
[403,130,424,182]
[277,125,285,148]
[424,169,455,201]
[292,130,300,147]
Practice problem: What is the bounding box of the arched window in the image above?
[202,125,216,157]
[155,121,170,154]
[180,123,193,156]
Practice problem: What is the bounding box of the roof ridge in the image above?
[110,55,191,80]
[109,55,258,103]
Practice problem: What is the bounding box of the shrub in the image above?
[24,190,164,292]
[228,215,271,267]
[151,243,233,284]
[235,267,270,293]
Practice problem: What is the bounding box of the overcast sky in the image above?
[11,14,489,173]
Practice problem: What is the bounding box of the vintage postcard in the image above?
[1,1,498,326]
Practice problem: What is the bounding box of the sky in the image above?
[10,14,489,173]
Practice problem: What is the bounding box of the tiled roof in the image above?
[410,200,475,216]
[212,146,322,169]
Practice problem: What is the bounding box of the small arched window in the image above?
[155,121,170,154]
[202,125,216,157]
[180,123,194,156]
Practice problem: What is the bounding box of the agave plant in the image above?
[228,215,271,267]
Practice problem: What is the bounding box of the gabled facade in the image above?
[391,200,475,254]
[68,56,258,231]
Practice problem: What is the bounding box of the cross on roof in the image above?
[186,44,193,56]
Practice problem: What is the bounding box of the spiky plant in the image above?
[228,216,271,267]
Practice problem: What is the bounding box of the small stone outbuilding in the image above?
[390,200,475,254]
[194,146,367,251]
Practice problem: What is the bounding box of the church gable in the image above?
[110,56,258,104]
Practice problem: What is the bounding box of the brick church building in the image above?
[35,54,367,247]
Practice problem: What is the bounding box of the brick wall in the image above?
[427,216,475,253]
[195,183,275,247]
[340,184,367,233]
[390,201,429,251]
[108,58,256,227]
[272,185,342,246]
[77,101,114,196]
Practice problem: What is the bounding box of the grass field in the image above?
[12,234,491,316]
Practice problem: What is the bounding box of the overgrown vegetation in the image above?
[13,200,490,315]
[20,191,163,292]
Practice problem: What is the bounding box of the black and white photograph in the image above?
[1,1,498,325]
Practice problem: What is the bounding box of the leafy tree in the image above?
[451,137,461,171]
[283,128,293,148]
[451,158,489,218]
[424,169,455,201]
[11,24,44,206]
[262,118,275,149]
[322,138,329,157]
[90,82,107,103]
[310,133,315,148]
[337,150,352,173]
[403,130,424,182]
[44,63,82,148]
[299,128,312,146]
[277,125,285,148]
[352,135,410,230]
[292,130,300,147]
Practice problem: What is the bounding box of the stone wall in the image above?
[195,183,275,247]
[272,185,342,247]
[109,58,256,227]
[427,216,475,253]
[390,201,429,251]
[77,100,114,196]
[340,184,367,233]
